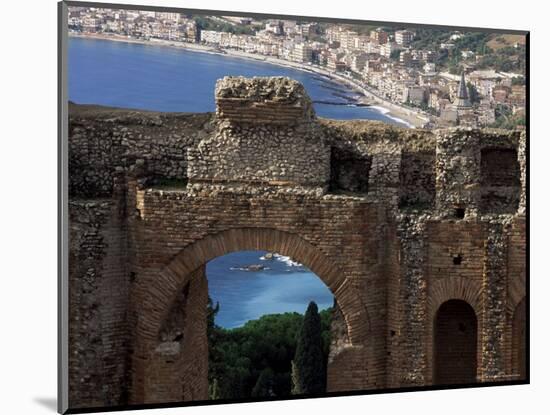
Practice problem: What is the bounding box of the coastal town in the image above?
[68,6,527,129]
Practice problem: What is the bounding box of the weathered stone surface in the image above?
[215,76,315,125]
[67,77,527,409]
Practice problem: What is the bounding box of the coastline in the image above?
[69,32,430,128]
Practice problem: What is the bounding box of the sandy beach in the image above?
[69,32,431,128]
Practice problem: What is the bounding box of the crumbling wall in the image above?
[68,104,214,197]
[480,148,520,213]
[187,77,330,188]
[187,120,330,188]
[399,151,436,210]
[435,129,482,218]
[215,76,315,125]
[66,77,527,409]
[435,128,521,218]
[68,194,129,408]
[329,147,371,193]
[144,267,209,403]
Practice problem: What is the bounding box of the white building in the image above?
[291,43,313,63]
[200,30,223,44]
[350,52,368,73]
[395,30,414,46]
[380,42,400,58]
[424,62,437,74]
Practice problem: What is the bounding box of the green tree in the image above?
[467,82,480,104]
[209,378,221,400]
[390,50,401,61]
[512,76,526,86]
[290,360,301,394]
[251,368,276,397]
[291,301,326,395]
[207,307,333,400]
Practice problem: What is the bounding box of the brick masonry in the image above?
[67,77,527,408]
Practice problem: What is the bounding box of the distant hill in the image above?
[487,34,527,51]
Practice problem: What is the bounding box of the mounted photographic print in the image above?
[57,1,529,413]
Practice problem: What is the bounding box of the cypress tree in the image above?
[291,301,326,395]
[209,378,221,400]
[290,360,301,395]
[251,368,275,397]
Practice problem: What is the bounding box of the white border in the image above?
[2,0,546,414]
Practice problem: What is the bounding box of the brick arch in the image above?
[433,300,478,384]
[425,277,483,384]
[507,273,526,316]
[131,227,370,403]
[426,277,483,318]
[141,227,367,344]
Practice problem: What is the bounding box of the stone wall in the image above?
[435,128,522,218]
[142,266,208,403]
[125,189,380,403]
[399,151,436,210]
[480,147,521,213]
[215,76,315,125]
[188,77,329,189]
[68,103,214,197]
[187,119,329,188]
[67,76,527,409]
[68,194,129,409]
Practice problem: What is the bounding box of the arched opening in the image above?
[131,228,370,404]
[434,299,478,385]
[206,250,335,399]
[512,297,526,379]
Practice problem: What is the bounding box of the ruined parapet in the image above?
[187,76,329,190]
[435,128,482,219]
[215,76,315,125]
[434,128,522,219]
[68,103,214,198]
[65,77,528,406]
[368,147,402,211]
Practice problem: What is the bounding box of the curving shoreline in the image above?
[69,32,429,128]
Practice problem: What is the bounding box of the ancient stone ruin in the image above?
[67,76,526,408]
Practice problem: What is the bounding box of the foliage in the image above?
[290,360,300,394]
[251,368,276,397]
[476,45,526,73]
[512,76,526,86]
[409,29,524,75]
[208,378,221,400]
[291,302,326,395]
[193,16,255,35]
[207,299,332,400]
[452,32,491,55]
[338,24,379,36]
[467,82,480,104]
[490,104,526,129]
[390,49,401,61]
[410,29,452,50]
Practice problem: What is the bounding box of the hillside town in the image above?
[68,7,527,129]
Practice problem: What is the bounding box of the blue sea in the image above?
[68,37,408,125]
[69,37,395,328]
[207,251,333,328]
